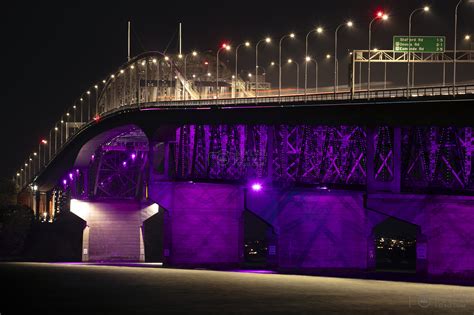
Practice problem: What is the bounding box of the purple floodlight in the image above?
[251,183,262,192]
[122,161,127,167]
[131,153,136,160]
[63,179,67,185]
[69,173,73,180]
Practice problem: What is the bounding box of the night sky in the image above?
[1,0,473,179]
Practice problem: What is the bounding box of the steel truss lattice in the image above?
[402,127,474,190]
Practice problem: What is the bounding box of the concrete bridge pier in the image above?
[149,182,244,268]
[70,199,159,262]
[246,189,369,272]
[367,194,474,278]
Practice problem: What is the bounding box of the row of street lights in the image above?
[15,1,473,188]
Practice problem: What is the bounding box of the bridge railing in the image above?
[16,51,474,190]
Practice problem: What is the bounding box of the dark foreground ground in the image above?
[1,263,473,315]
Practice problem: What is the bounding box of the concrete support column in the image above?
[33,191,39,220]
[149,182,244,267]
[246,189,368,271]
[71,200,159,262]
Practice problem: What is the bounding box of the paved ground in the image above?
[1,263,473,314]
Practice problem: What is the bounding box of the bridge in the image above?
[13,32,474,278]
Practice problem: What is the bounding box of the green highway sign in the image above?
[393,36,445,53]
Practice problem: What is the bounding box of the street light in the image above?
[183,51,198,100]
[184,51,198,80]
[407,6,430,95]
[279,33,295,98]
[38,139,47,169]
[465,34,473,50]
[368,11,389,96]
[334,21,353,95]
[287,59,300,94]
[94,85,99,116]
[255,37,271,100]
[54,126,59,154]
[453,0,469,92]
[234,42,251,98]
[306,56,319,93]
[305,27,323,97]
[216,43,231,100]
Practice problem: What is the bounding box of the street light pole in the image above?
[54,127,58,155]
[368,12,388,97]
[305,27,323,97]
[235,42,250,99]
[287,59,300,94]
[216,44,230,100]
[255,38,271,101]
[279,33,295,99]
[454,0,464,94]
[407,6,430,96]
[334,21,353,95]
[183,51,198,100]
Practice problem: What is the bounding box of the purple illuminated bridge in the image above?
[16,51,474,281]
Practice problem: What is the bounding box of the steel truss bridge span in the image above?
[16,51,474,191]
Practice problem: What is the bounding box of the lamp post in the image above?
[368,11,388,96]
[255,37,271,101]
[32,152,37,177]
[86,91,91,121]
[54,126,58,155]
[287,59,300,94]
[407,6,430,95]
[465,34,472,46]
[279,33,295,98]
[306,57,319,93]
[305,27,323,96]
[38,139,47,169]
[60,119,64,146]
[184,51,198,80]
[183,51,198,100]
[334,21,353,95]
[94,85,99,116]
[216,43,231,100]
[234,42,250,98]
[453,0,464,93]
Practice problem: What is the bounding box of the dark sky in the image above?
[1,0,473,179]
